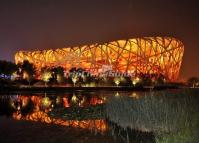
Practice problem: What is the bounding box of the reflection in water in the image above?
[13,110,106,133]
[0,91,155,143]
[2,90,198,143]
[115,92,120,97]
[130,92,139,99]
[0,93,107,133]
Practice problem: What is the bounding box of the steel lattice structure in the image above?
[15,37,184,81]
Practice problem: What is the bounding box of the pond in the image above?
[0,89,199,143]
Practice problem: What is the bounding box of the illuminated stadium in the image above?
[15,37,184,81]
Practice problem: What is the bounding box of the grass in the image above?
[105,89,199,143]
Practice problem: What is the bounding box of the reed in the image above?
[105,89,199,143]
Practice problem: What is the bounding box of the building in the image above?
[15,37,184,81]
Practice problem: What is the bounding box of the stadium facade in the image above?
[15,37,184,81]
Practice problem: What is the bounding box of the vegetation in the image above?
[1,88,199,143]
[51,66,65,84]
[41,67,52,86]
[18,60,36,85]
[0,60,18,87]
[105,89,199,143]
[1,61,16,75]
[0,60,18,76]
[49,104,105,120]
[187,77,199,88]
[67,67,96,87]
[0,59,197,89]
[0,96,16,117]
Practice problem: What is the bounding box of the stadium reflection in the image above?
[0,93,107,132]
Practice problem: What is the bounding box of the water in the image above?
[0,89,199,143]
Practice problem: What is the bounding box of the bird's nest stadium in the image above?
[15,37,184,81]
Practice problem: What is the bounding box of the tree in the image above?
[41,67,52,86]
[68,67,88,86]
[51,66,65,84]
[19,60,36,85]
[187,77,199,88]
[155,74,166,85]
[114,77,121,86]
[139,73,153,86]
[0,60,18,77]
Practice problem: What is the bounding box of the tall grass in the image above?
[105,89,199,143]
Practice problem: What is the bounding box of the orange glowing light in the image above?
[15,37,184,81]
[12,95,107,132]
[13,111,107,132]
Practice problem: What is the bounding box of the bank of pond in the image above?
[0,89,199,143]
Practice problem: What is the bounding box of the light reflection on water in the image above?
[1,90,198,143]
[0,91,154,143]
[0,92,110,132]
[0,91,156,131]
[0,91,142,131]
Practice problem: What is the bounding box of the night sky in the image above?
[0,0,198,79]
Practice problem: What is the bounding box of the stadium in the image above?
[15,37,184,81]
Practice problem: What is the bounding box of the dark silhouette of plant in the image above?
[21,98,34,116]
[187,77,199,87]
[0,97,16,117]
[41,67,52,86]
[0,60,18,77]
[51,66,65,83]
[18,60,36,85]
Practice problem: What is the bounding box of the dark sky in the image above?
[0,0,198,79]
